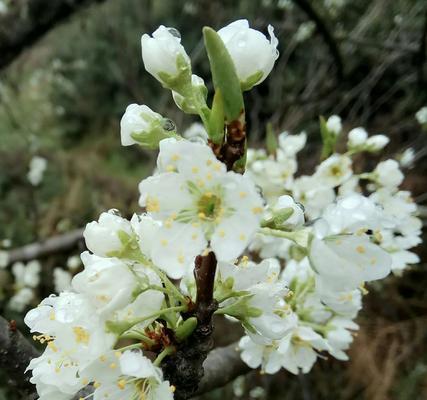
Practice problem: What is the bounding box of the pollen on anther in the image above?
[117,379,127,390]
[161,239,168,247]
[239,233,246,241]
[356,245,365,254]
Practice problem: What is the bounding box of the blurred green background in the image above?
[0,0,426,399]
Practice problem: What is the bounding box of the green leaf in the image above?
[319,115,337,159]
[207,89,225,144]
[266,122,278,155]
[175,317,198,342]
[241,70,263,91]
[203,27,244,122]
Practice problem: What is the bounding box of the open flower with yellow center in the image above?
[309,194,392,292]
[81,350,174,400]
[138,138,264,278]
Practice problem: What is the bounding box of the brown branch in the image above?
[163,252,219,400]
[0,0,107,70]
[194,251,218,325]
[0,316,40,398]
[6,228,84,266]
[292,0,344,80]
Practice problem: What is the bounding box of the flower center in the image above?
[197,192,222,220]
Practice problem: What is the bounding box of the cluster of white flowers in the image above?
[239,116,422,373]
[24,19,422,399]
[8,260,41,312]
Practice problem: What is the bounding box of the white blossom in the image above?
[139,138,263,278]
[326,115,342,136]
[347,127,367,147]
[12,260,41,288]
[9,288,34,312]
[27,156,47,186]
[53,268,72,292]
[373,159,404,189]
[72,252,136,316]
[218,19,279,89]
[120,104,164,146]
[415,106,427,124]
[399,148,415,168]
[314,154,352,188]
[141,25,190,84]
[83,210,132,257]
[366,134,389,151]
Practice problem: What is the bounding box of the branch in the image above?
[0,310,250,399]
[0,0,106,70]
[194,341,251,396]
[292,0,344,80]
[0,316,40,398]
[6,228,84,266]
[162,252,219,400]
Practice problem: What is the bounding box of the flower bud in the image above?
[83,210,132,257]
[347,127,367,148]
[374,159,403,188]
[120,104,175,148]
[325,115,342,136]
[217,19,279,90]
[365,134,389,151]
[141,26,191,89]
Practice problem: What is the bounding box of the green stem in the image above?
[153,346,175,367]
[130,253,187,303]
[149,263,187,303]
[116,343,144,352]
[216,290,248,303]
[120,331,156,346]
[260,227,310,247]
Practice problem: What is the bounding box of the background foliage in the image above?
[0,0,426,399]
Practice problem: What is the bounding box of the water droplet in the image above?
[168,28,181,39]
[162,119,176,132]
[108,209,121,217]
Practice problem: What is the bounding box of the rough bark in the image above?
[0,316,40,398]
[163,252,219,400]
[0,0,106,70]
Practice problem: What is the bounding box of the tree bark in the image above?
[0,317,40,398]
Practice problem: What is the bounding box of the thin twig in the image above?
[6,228,84,266]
